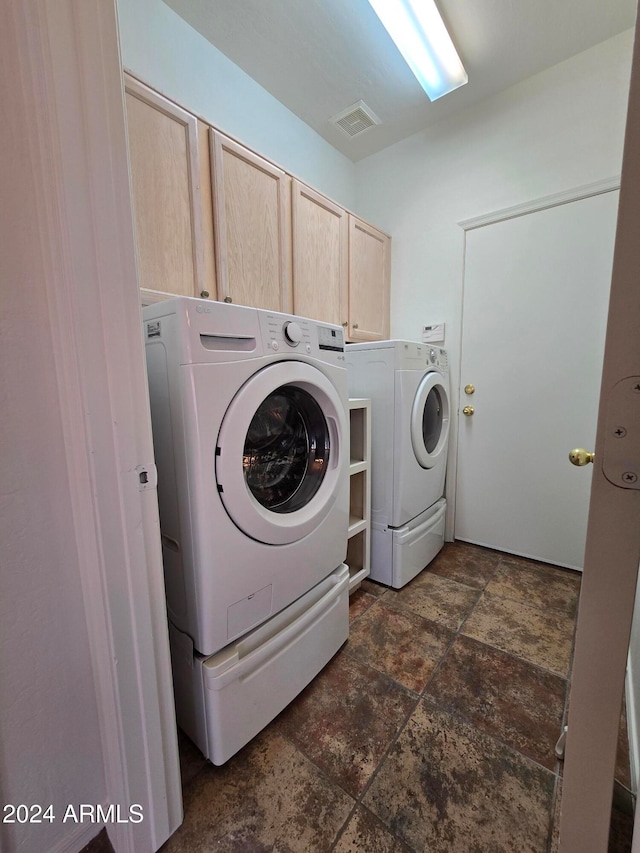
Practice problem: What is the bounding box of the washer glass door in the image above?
[244,385,329,513]
[216,361,346,545]
[411,372,450,469]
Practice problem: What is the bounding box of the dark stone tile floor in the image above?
[79,829,115,853]
[86,541,633,853]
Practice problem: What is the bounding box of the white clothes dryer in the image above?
[347,340,450,588]
[143,297,350,657]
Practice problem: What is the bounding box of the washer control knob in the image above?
[283,321,303,346]
[429,348,437,363]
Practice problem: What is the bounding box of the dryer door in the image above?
[216,361,346,545]
[411,371,450,469]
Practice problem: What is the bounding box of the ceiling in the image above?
[163,0,637,161]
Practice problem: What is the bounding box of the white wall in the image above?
[117,0,356,210]
[354,29,634,365]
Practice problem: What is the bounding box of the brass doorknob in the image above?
[464,384,475,395]
[569,448,595,466]
[462,405,474,416]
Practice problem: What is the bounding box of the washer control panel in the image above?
[283,321,303,346]
[317,325,344,353]
[259,312,345,360]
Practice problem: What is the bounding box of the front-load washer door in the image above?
[410,371,450,469]
[215,361,346,545]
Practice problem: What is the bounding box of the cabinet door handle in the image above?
[342,321,348,327]
[200,290,210,299]
[353,323,359,330]
[223,296,232,303]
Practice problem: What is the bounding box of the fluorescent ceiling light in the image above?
[367,0,468,101]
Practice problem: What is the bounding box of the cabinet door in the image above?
[124,76,207,303]
[292,180,348,328]
[348,216,390,342]
[211,131,292,312]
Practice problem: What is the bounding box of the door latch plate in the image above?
[603,376,640,489]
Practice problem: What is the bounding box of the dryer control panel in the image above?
[430,347,448,371]
[397,341,448,374]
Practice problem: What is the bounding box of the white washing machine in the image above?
[347,340,450,588]
[143,296,350,763]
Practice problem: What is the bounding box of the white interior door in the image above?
[558,9,640,846]
[456,189,619,569]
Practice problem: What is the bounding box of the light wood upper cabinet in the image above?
[210,131,292,312]
[291,180,348,328]
[124,75,209,303]
[348,216,391,342]
[124,76,390,331]
[292,182,390,342]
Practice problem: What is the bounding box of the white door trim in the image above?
[458,176,621,231]
[29,1,181,849]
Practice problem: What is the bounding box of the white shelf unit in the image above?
[347,398,371,592]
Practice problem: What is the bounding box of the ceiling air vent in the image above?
[330,100,381,138]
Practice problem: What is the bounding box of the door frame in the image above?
[22,1,182,849]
